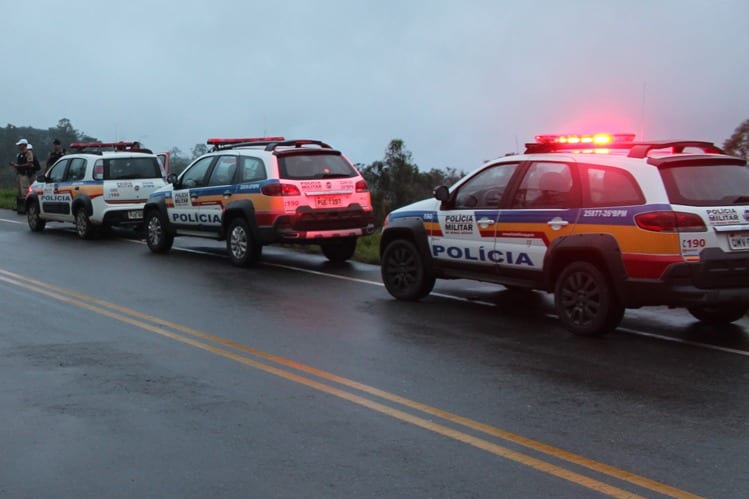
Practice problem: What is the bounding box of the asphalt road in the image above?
[1,211,748,498]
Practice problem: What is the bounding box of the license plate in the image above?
[127,210,143,220]
[315,196,343,208]
[728,232,749,251]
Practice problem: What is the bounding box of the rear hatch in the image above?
[276,151,369,211]
[100,155,166,206]
[656,156,749,258]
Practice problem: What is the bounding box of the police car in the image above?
[379,133,749,336]
[143,137,374,265]
[25,142,169,239]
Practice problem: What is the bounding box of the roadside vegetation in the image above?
[0,188,15,210]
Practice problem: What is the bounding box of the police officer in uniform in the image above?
[8,138,35,214]
[46,138,66,169]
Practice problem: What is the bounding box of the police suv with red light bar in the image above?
[379,133,749,335]
[143,137,374,265]
[25,141,169,239]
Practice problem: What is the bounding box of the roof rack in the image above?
[207,136,286,151]
[264,139,333,152]
[626,140,724,158]
[69,141,153,154]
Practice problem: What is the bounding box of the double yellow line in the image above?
[0,268,701,499]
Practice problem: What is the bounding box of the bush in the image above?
[0,188,16,210]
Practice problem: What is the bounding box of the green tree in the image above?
[723,118,749,160]
[191,143,208,159]
[168,147,190,174]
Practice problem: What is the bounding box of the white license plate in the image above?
[728,232,749,251]
[316,196,343,208]
[127,210,143,220]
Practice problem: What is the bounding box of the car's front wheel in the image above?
[27,201,46,232]
[227,218,261,267]
[381,239,435,301]
[687,303,749,324]
[145,210,174,253]
[321,238,357,263]
[554,261,624,336]
[75,209,96,240]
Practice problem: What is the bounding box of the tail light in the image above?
[635,211,706,232]
[261,182,301,196]
[93,159,104,180]
[355,180,369,192]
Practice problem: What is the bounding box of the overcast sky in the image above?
[2,0,748,170]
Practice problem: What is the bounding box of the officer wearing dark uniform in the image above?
[9,138,35,214]
[46,138,66,169]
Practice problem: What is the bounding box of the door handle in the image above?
[223,191,232,197]
[477,217,495,225]
[547,218,569,227]
[74,186,80,191]
[190,194,199,199]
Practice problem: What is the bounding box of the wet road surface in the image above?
[1,212,748,498]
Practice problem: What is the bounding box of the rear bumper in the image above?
[270,205,375,241]
[101,207,145,227]
[621,249,749,307]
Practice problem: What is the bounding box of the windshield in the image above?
[104,157,163,180]
[660,163,749,206]
[277,153,356,180]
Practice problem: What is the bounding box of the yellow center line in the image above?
[0,269,702,499]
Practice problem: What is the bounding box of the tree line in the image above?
[5,118,749,226]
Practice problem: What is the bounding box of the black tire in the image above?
[75,208,96,240]
[554,261,624,336]
[227,218,261,267]
[145,210,174,254]
[687,303,749,324]
[381,239,435,301]
[27,201,46,232]
[321,238,357,263]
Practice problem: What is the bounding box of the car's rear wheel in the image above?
[75,209,96,240]
[687,303,749,324]
[145,210,174,253]
[555,261,624,336]
[321,238,357,263]
[27,201,45,232]
[381,239,435,301]
[227,218,261,267]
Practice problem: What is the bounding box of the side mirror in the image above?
[433,185,450,202]
[36,174,46,182]
[167,173,178,185]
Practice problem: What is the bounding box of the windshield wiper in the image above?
[732,196,749,204]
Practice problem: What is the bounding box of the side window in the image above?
[583,165,645,207]
[453,163,519,209]
[47,159,69,182]
[207,156,238,186]
[239,156,267,182]
[512,162,574,209]
[180,156,214,188]
[66,158,87,181]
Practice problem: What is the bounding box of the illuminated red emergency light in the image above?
[535,133,636,146]
[206,136,285,145]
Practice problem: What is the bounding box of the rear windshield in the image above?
[277,153,356,180]
[660,164,749,206]
[104,157,163,180]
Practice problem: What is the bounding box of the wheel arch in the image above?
[144,198,176,236]
[544,233,628,298]
[71,195,93,217]
[222,199,259,241]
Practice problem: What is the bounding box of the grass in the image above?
[0,188,16,210]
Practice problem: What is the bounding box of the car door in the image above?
[193,154,239,230]
[434,162,520,272]
[169,156,215,230]
[497,161,580,274]
[40,158,72,218]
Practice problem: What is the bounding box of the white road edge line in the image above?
[0,218,24,225]
[127,238,749,358]
[617,327,749,357]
